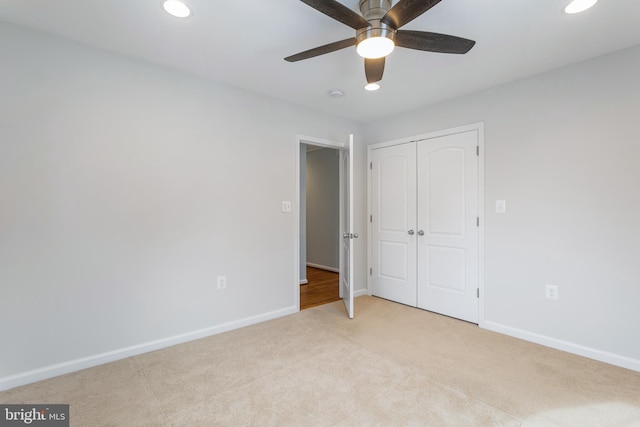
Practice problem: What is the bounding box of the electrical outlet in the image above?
[545,284,558,300]
[217,275,227,290]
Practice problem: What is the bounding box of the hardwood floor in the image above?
[300,267,340,310]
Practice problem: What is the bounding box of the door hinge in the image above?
[369,268,373,276]
[477,288,480,298]
[369,161,372,170]
[370,214,373,223]
[476,217,480,227]
[476,146,479,156]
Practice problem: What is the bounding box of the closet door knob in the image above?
[418,230,425,236]
[408,229,415,235]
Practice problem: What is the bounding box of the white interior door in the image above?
[340,135,355,318]
[417,131,479,323]
[370,142,417,306]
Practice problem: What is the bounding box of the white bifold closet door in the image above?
[416,131,479,323]
[370,141,417,307]
[371,130,479,323]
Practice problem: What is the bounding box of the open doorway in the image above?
[300,143,340,310]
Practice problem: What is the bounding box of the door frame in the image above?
[366,123,486,327]
[294,134,346,312]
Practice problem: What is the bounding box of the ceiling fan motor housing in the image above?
[357,0,396,46]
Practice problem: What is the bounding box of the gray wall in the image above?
[306,148,340,270]
[364,45,640,368]
[0,22,366,384]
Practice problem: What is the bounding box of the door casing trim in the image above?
[295,135,346,312]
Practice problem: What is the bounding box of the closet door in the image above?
[416,131,479,323]
[370,142,417,306]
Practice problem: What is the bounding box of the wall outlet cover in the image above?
[217,276,227,290]
[545,284,558,300]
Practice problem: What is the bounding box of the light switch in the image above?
[281,201,292,213]
[495,200,506,214]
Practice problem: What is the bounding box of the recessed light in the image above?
[364,83,380,91]
[163,0,191,18]
[564,0,597,14]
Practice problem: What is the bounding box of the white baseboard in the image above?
[306,263,339,273]
[299,279,308,285]
[0,305,298,392]
[483,321,640,372]
[354,289,368,298]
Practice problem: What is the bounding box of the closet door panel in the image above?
[417,131,479,323]
[371,142,417,306]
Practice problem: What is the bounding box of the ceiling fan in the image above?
[285,0,475,85]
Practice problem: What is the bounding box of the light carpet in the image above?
[2,296,639,426]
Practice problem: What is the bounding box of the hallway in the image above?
[300,267,339,310]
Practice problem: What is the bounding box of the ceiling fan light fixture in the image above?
[163,0,191,18]
[357,36,395,59]
[564,0,598,14]
[284,0,476,82]
[364,83,380,91]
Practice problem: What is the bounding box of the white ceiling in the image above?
[1,0,639,122]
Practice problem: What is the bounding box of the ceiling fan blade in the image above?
[299,0,370,30]
[381,0,442,29]
[285,38,356,62]
[396,30,475,54]
[365,57,385,83]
